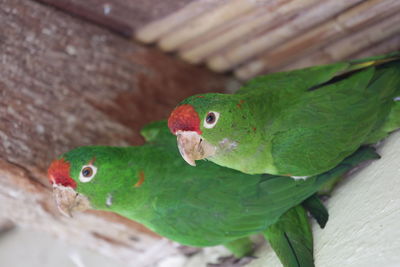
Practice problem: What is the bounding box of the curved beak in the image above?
[176,131,216,166]
[48,158,91,217]
[52,184,91,217]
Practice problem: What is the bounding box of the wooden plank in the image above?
[209,0,364,73]
[136,0,228,43]
[236,0,400,79]
[0,0,233,265]
[280,28,400,72]
[33,0,196,37]
[178,0,299,64]
[157,0,259,52]
[350,35,400,60]
[323,14,400,60]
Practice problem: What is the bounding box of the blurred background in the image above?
[1,0,399,266]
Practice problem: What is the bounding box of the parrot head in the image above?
[47,146,145,217]
[168,93,255,167]
[48,155,92,217]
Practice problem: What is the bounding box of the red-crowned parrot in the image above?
[168,53,400,177]
[48,121,378,266]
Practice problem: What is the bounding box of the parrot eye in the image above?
[79,165,97,183]
[204,111,220,129]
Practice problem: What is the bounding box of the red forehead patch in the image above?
[168,104,202,135]
[47,158,77,189]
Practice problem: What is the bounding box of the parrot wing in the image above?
[237,52,400,96]
[216,146,378,235]
[269,67,390,175]
[236,62,348,95]
[263,205,314,267]
[151,147,378,246]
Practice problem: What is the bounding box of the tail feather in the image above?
[263,205,314,267]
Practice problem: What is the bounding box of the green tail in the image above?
[264,205,314,267]
[302,195,329,229]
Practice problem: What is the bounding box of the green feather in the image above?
[57,122,379,264]
[174,53,400,176]
[140,120,173,143]
[302,195,328,229]
[264,205,314,267]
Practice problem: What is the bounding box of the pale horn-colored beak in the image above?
[52,184,91,217]
[176,131,216,166]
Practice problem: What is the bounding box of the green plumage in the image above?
[264,205,313,267]
[302,195,329,229]
[174,53,400,176]
[57,121,379,266]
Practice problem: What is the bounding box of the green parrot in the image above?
[168,53,400,177]
[48,121,378,266]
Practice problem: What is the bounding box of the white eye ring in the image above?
[203,111,220,129]
[79,164,97,183]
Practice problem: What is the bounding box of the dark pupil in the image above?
[206,113,215,124]
[82,167,92,177]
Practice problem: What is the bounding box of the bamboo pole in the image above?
[158,0,259,52]
[278,51,333,72]
[207,0,365,72]
[235,0,400,80]
[350,35,400,60]
[324,15,400,60]
[179,0,302,64]
[280,18,400,72]
[135,0,226,43]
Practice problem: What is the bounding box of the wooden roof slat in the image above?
[280,28,400,72]
[135,0,228,44]
[350,35,400,60]
[178,0,319,64]
[34,0,399,81]
[235,0,400,80]
[323,13,400,60]
[207,0,364,73]
[157,0,259,52]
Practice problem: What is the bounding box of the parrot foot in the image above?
[207,255,256,267]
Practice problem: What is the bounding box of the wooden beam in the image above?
[179,0,304,64]
[135,0,227,43]
[236,0,400,79]
[208,0,365,73]
[350,35,400,60]
[158,0,259,52]
[280,34,400,72]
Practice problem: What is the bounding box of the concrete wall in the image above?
[248,131,400,267]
